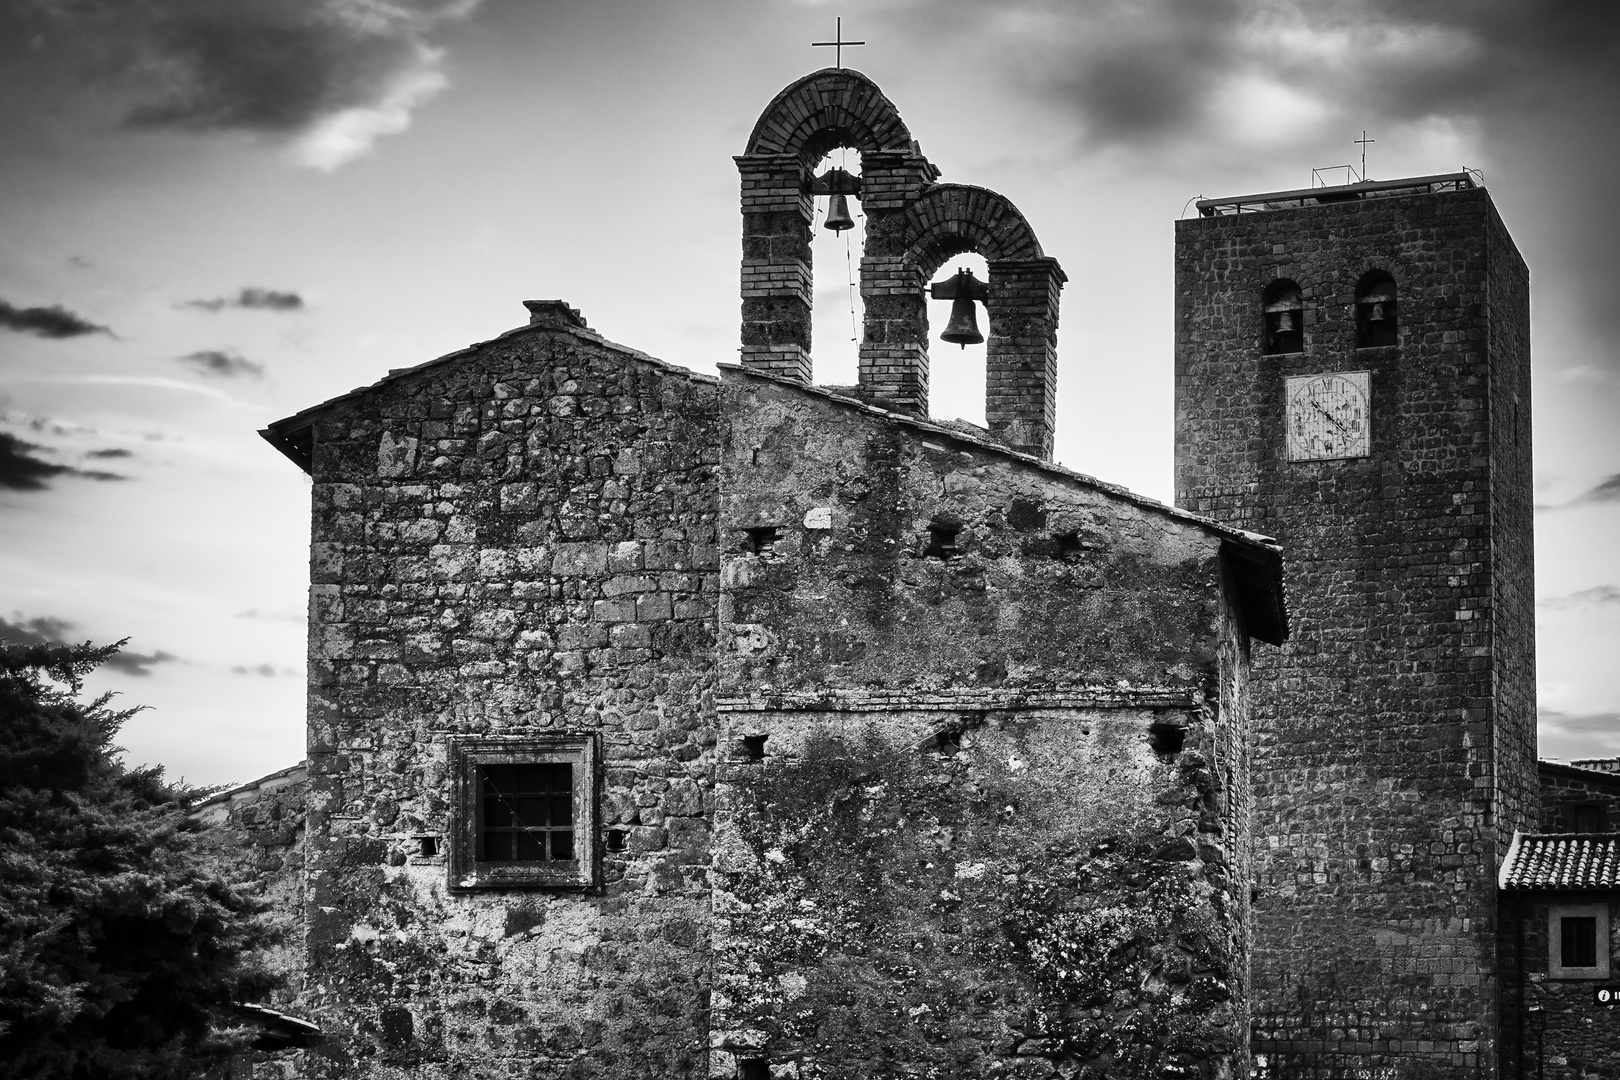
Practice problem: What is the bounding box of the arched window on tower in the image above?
[809,153,866,390]
[1262,280,1303,355]
[1355,271,1398,348]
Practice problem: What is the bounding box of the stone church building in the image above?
[202,68,1614,1080]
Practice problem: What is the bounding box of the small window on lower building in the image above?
[450,735,598,890]
[1571,801,1608,833]
[1549,904,1611,980]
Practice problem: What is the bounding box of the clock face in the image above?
[1286,371,1371,461]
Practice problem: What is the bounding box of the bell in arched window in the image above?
[811,167,862,233]
[1368,302,1387,323]
[824,193,855,233]
[940,296,984,347]
[930,267,991,349]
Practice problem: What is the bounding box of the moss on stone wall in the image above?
[714,721,1242,1080]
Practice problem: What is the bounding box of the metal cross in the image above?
[1354,131,1374,181]
[811,17,865,68]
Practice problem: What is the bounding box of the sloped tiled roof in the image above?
[1500,833,1620,890]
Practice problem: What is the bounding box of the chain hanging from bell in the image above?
[929,267,990,349]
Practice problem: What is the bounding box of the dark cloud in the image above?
[1540,475,1620,510]
[0,614,176,676]
[1576,475,1620,505]
[234,608,302,622]
[231,662,294,677]
[968,0,1620,150]
[178,286,304,312]
[86,447,132,459]
[20,0,482,168]
[103,647,179,677]
[1021,0,1248,147]
[0,432,125,490]
[1541,585,1620,610]
[176,349,263,379]
[1540,706,1620,761]
[0,297,110,338]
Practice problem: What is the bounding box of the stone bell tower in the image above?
[1174,174,1535,1079]
[734,68,1066,458]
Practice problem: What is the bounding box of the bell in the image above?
[940,296,984,348]
[824,193,855,233]
[1275,309,1297,334]
[1368,302,1387,323]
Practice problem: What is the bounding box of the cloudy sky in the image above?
[1,0,1616,785]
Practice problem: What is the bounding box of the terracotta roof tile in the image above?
[1501,834,1620,890]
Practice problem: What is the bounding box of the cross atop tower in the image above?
[1354,130,1375,181]
[811,17,865,68]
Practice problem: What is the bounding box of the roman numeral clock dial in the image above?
[1285,371,1371,461]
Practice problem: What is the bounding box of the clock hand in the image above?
[1309,400,1349,434]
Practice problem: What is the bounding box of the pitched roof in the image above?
[260,301,716,473]
[1499,832,1620,891]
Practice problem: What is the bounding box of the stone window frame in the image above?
[448,734,600,892]
[1547,903,1610,980]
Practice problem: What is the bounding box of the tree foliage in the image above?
[0,640,274,1078]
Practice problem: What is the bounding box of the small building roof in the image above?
[1193,172,1478,217]
[1500,832,1620,891]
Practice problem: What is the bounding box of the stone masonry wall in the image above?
[1505,895,1620,1080]
[1486,202,1537,849]
[300,318,722,1078]
[710,369,1258,1079]
[1174,186,1534,1078]
[191,763,310,1005]
[1538,766,1620,834]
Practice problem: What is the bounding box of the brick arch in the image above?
[744,68,916,161]
[903,185,1044,281]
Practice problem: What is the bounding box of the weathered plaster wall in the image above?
[1175,187,1535,1079]
[712,370,1256,1079]
[719,370,1231,696]
[300,318,722,1078]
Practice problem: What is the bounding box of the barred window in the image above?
[450,735,598,890]
[479,763,576,862]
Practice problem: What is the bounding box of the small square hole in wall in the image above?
[742,526,781,554]
[418,835,438,858]
[736,1061,768,1080]
[934,730,962,757]
[923,523,959,559]
[606,828,627,853]
[1148,722,1187,757]
[738,734,768,761]
[1055,532,1083,560]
